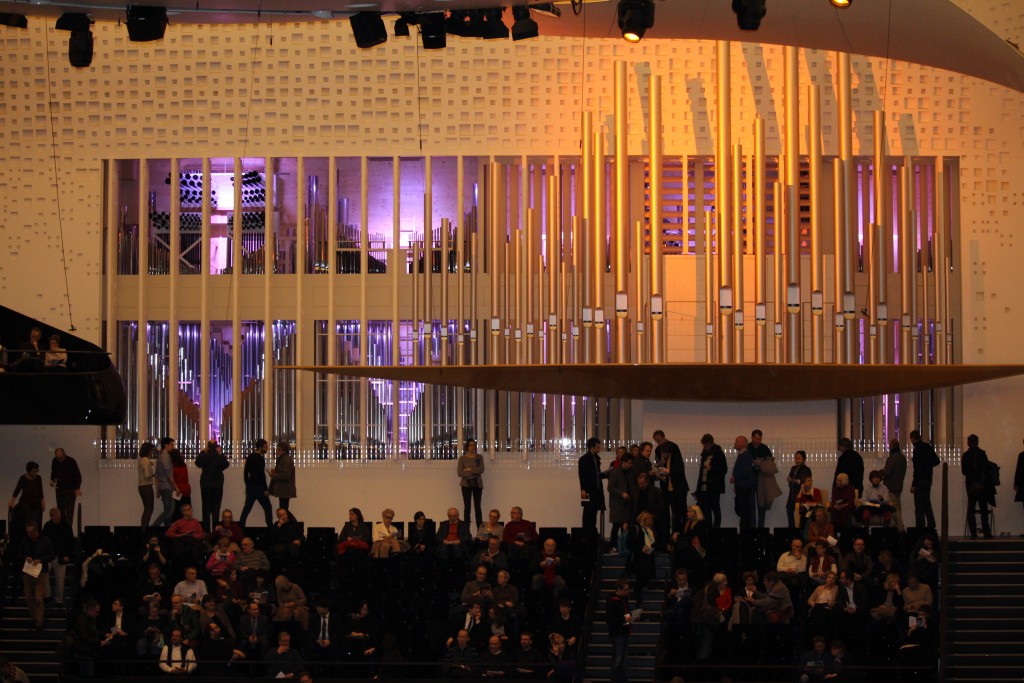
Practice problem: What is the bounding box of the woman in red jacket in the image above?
[170,449,192,521]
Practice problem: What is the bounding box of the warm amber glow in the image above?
[623,31,641,42]
[831,0,852,7]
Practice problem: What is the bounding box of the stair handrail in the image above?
[577,535,604,683]
[938,461,949,681]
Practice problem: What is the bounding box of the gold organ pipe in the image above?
[832,158,845,364]
[327,157,338,455]
[650,75,664,363]
[900,159,913,365]
[838,52,857,366]
[593,128,606,363]
[614,60,629,363]
[136,158,149,442]
[360,156,370,454]
[571,215,582,363]
[525,162,535,364]
[935,165,947,365]
[809,85,824,365]
[393,157,402,456]
[634,217,644,362]
[772,181,784,363]
[455,157,464,365]
[489,161,501,365]
[441,217,451,367]
[872,111,888,364]
[732,143,744,363]
[200,157,212,442]
[754,120,767,364]
[716,41,733,364]
[581,114,593,364]
[424,156,433,360]
[231,157,243,450]
[704,209,715,363]
[547,171,559,364]
[262,156,274,442]
[784,45,800,363]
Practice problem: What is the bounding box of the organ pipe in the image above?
[809,84,824,364]
[614,60,629,363]
[784,45,800,363]
[137,159,150,442]
[200,157,212,441]
[754,119,767,364]
[649,74,665,363]
[715,41,733,364]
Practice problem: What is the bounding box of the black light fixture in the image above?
[126,5,168,42]
[617,0,654,43]
[0,12,28,28]
[419,12,446,50]
[446,10,476,38]
[732,0,766,30]
[349,12,387,48]
[55,13,93,67]
[511,5,538,41]
[482,8,509,40]
[394,15,411,37]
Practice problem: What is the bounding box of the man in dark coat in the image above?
[731,436,757,530]
[695,433,728,529]
[654,430,689,533]
[910,431,940,529]
[1015,439,1024,520]
[961,434,992,538]
[578,438,606,538]
[240,439,273,528]
[833,438,865,495]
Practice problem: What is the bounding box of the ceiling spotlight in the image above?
[482,8,509,40]
[732,0,766,30]
[446,10,476,38]
[511,5,538,41]
[55,13,93,67]
[126,5,168,42]
[617,0,654,43]
[419,12,446,50]
[349,12,387,48]
[0,12,28,28]
[394,15,410,37]
[830,0,852,6]
[531,3,562,18]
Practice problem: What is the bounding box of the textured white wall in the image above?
[2,1,1023,533]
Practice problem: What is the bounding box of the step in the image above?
[948,561,1024,573]
[947,653,1024,666]
[950,641,1024,655]
[0,649,63,663]
[946,583,1024,597]
[948,629,1024,643]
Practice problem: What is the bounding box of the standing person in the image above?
[606,578,632,683]
[607,454,637,551]
[961,434,992,539]
[9,461,45,532]
[752,431,782,528]
[170,448,191,521]
[18,522,54,630]
[909,431,940,529]
[457,438,485,528]
[269,441,296,511]
[152,438,176,527]
[653,430,689,532]
[49,447,82,530]
[195,440,230,532]
[1015,439,1024,528]
[881,438,908,532]
[42,507,74,607]
[241,439,273,528]
[732,436,757,530]
[137,442,156,530]
[578,438,606,539]
[694,434,728,529]
[785,451,812,529]
[833,438,865,496]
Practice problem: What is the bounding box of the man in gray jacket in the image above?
[153,437,176,527]
[881,438,908,531]
[269,441,296,511]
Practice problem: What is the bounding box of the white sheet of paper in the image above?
[22,560,42,578]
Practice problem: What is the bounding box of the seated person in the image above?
[245,572,276,615]
[164,503,208,561]
[512,631,548,680]
[196,621,246,675]
[857,470,894,526]
[141,536,169,570]
[172,566,209,609]
[869,572,904,623]
[13,327,44,371]
[548,598,581,654]
[546,633,576,683]
[205,536,237,579]
[269,508,304,563]
[807,542,836,586]
[233,537,271,579]
[728,571,763,629]
[908,535,939,587]
[478,634,511,679]
[490,569,525,637]
[272,574,310,630]
[461,565,495,610]
[804,507,837,550]
[435,508,473,561]
[744,571,794,625]
[371,507,406,557]
[137,562,171,612]
[796,635,834,683]
[136,602,168,657]
[835,570,868,626]
[337,508,372,556]
[840,537,874,583]
[340,600,381,661]
[166,594,201,649]
[901,573,933,614]
[237,600,271,661]
[102,597,134,662]
[472,537,509,581]
[805,571,839,631]
[407,511,436,555]
[776,538,809,593]
[530,539,567,596]
[306,599,341,662]
[870,548,905,587]
[444,629,478,679]
[264,631,303,679]
[829,474,856,530]
[209,509,244,549]
[44,334,67,369]
[476,509,505,543]
[448,601,490,651]
[197,594,235,641]
[501,507,539,560]
[794,476,825,527]
[158,627,197,674]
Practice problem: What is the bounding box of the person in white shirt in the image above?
[159,627,197,674]
[776,537,809,596]
[172,566,208,607]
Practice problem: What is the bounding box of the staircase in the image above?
[945,537,1024,682]
[585,550,671,682]
[0,596,67,682]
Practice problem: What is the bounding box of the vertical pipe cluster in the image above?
[614,60,629,363]
[715,42,733,363]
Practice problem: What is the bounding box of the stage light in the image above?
[511,5,538,41]
[419,12,446,49]
[349,12,387,48]
[0,12,28,28]
[126,5,168,42]
[732,0,766,30]
[394,15,410,37]
[617,0,654,43]
[831,0,852,7]
[481,8,509,40]
[55,13,93,67]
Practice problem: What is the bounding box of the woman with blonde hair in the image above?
[673,504,709,588]
[371,508,407,557]
[627,511,660,602]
